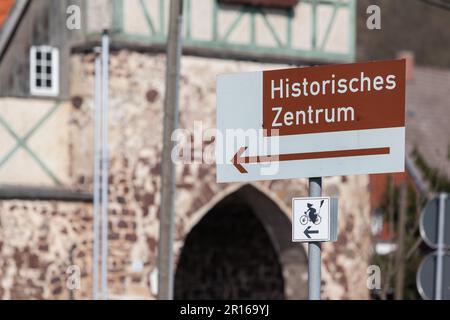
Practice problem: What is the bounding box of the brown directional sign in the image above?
[216,59,406,182]
[262,59,406,136]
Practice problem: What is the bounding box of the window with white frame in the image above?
[30,46,59,96]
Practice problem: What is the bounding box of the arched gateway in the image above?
[174,184,308,299]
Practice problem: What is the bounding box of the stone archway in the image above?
[174,184,308,300]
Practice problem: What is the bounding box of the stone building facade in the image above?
[0,0,371,299]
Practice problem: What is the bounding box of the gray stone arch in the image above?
[174,184,308,300]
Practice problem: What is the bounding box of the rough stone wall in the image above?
[321,175,372,299]
[0,50,371,300]
[0,201,92,299]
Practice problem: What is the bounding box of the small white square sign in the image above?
[292,197,331,242]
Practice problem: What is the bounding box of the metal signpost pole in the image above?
[101,30,110,300]
[435,193,447,300]
[308,177,322,300]
[157,0,183,300]
[92,49,102,300]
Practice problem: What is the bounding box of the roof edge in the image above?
[0,0,29,61]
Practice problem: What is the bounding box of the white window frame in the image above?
[30,45,59,97]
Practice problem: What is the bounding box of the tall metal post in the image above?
[157,0,184,300]
[435,192,447,300]
[101,30,110,300]
[308,177,322,300]
[92,48,102,300]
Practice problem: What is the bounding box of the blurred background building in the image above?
[0,0,448,300]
